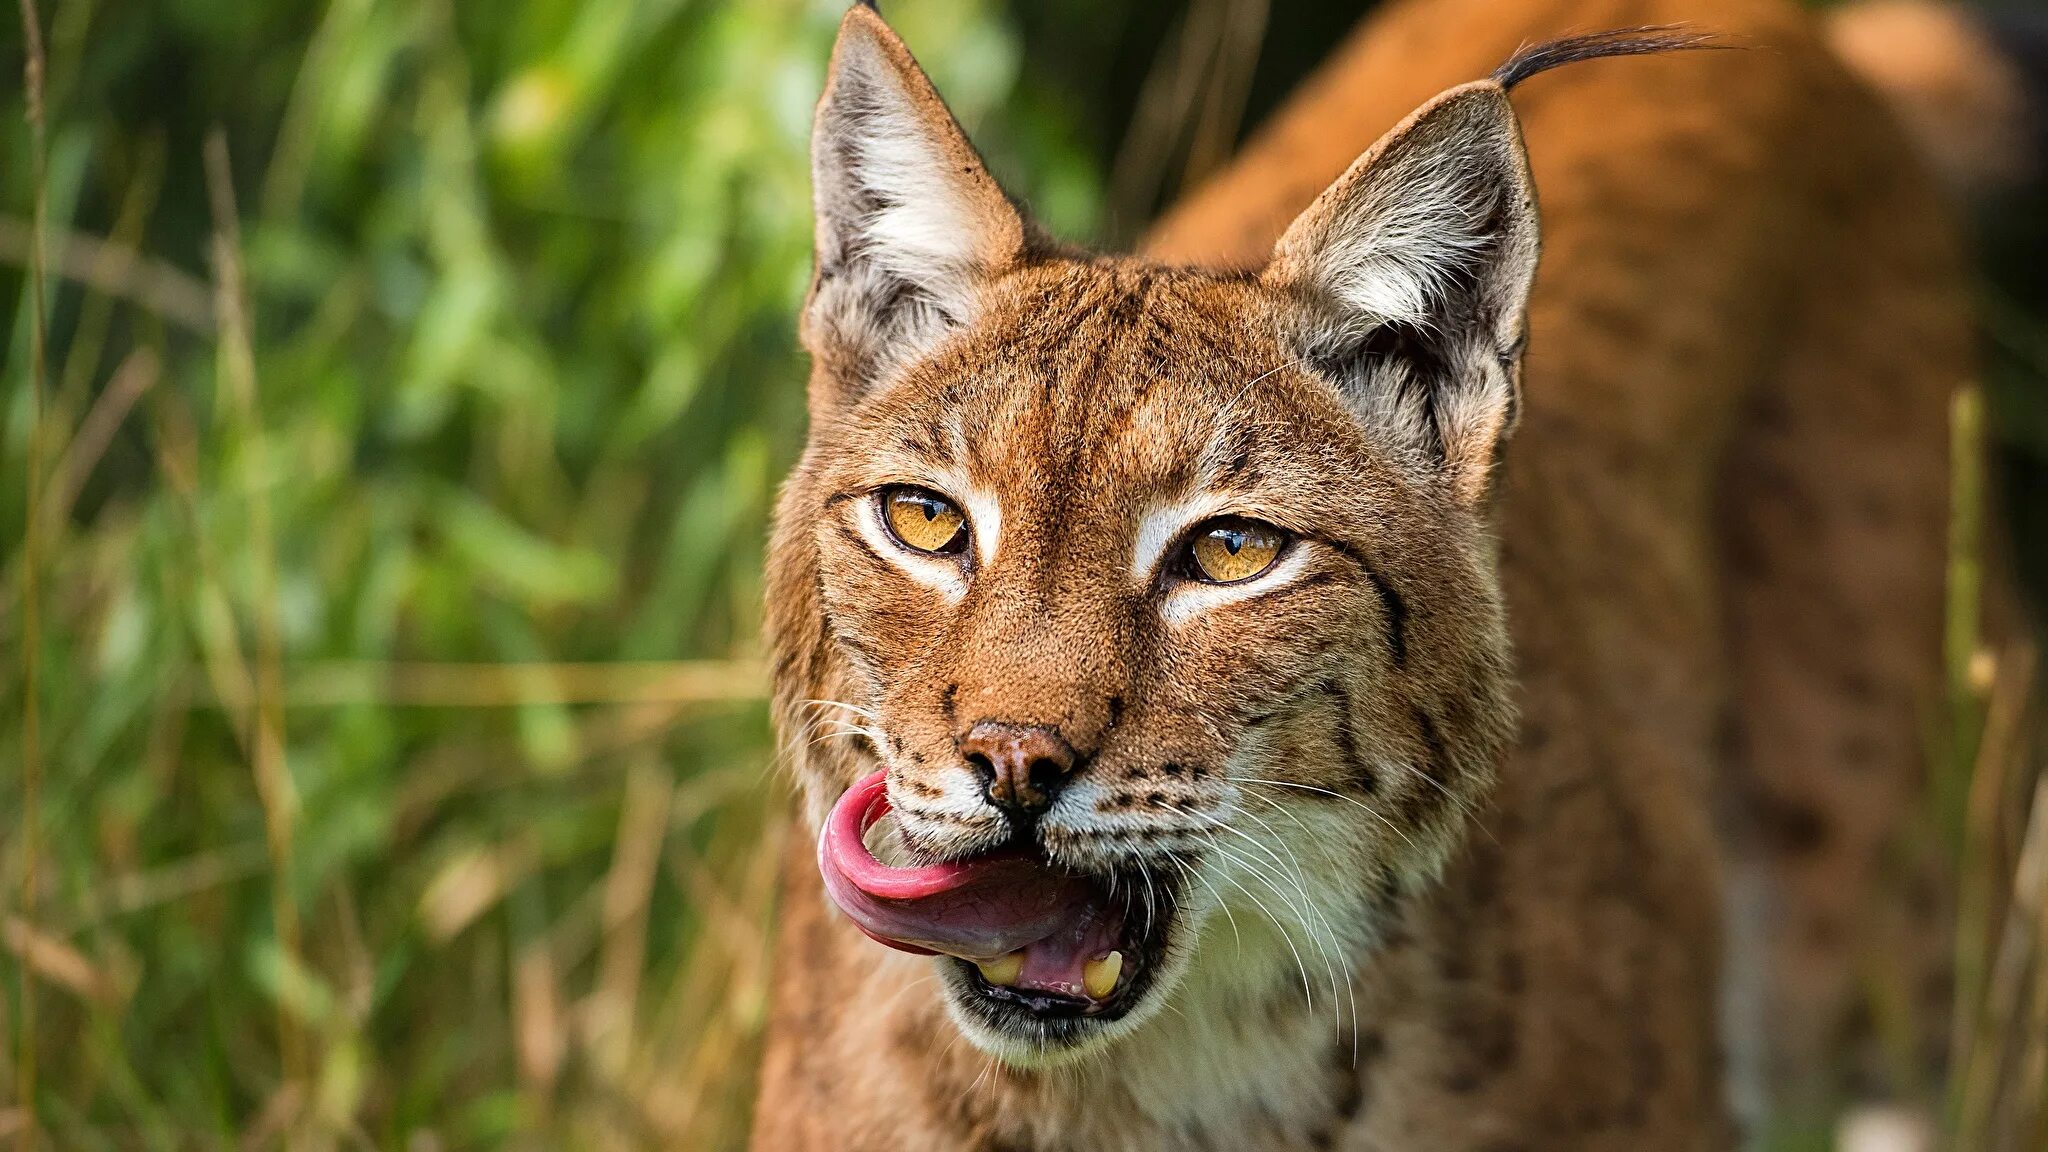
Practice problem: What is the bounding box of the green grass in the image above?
[0,1,1099,1147]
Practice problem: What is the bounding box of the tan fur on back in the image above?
[751,0,1971,1147]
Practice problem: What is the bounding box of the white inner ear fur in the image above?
[831,41,987,309]
[807,12,1025,394]
[1285,107,1524,329]
[1265,83,1538,506]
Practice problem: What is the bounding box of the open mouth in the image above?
[818,771,1179,1022]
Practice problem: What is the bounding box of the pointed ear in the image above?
[1264,82,1539,506]
[805,5,1030,412]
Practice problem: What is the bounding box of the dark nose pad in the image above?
[959,722,1078,817]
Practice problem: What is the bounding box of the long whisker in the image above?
[1170,800,1329,935]
[813,718,885,739]
[1163,853,1241,958]
[1226,801,1346,945]
[805,723,885,753]
[1208,805,1348,1030]
[768,709,852,783]
[803,698,880,721]
[1235,777,1419,851]
[869,970,940,1021]
[1235,789,1363,1052]
[1206,850,1315,1012]
[1182,797,1353,1041]
[1219,356,1311,419]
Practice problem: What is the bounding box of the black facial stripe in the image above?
[1412,706,1452,789]
[1310,537,1409,664]
[897,774,945,798]
[1362,566,1408,667]
[897,433,947,466]
[893,803,1002,831]
[822,613,882,669]
[1039,828,1208,855]
[1326,541,1409,668]
[1283,569,1344,595]
[831,518,874,558]
[1321,679,1376,795]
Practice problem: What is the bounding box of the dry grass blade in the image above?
[513,941,568,1108]
[38,348,160,534]
[204,127,308,1109]
[2021,864,2048,1149]
[64,842,269,932]
[49,139,166,446]
[205,659,770,709]
[0,920,120,1008]
[1179,0,1269,193]
[1947,387,1987,791]
[586,761,675,1080]
[418,837,542,945]
[13,0,49,1145]
[1979,773,2048,1148]
[0,215,214,333]
[1108,0,1268,239]
[1949,645,2033,1095]
[644,801,786,1147]
[236,1084,306,1152]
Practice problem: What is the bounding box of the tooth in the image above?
[977,952,1024,987]
[1083,951,1123,999]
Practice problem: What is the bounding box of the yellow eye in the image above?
[881,487,969,555]
[1185,518,1285,584]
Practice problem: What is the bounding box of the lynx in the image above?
[749,0,2013,1146]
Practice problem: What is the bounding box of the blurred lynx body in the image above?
[752,0,1970,1148]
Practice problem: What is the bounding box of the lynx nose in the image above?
[960,723,1078,817]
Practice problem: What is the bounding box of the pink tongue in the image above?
[818,772,1121,998]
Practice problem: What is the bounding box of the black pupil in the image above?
[922,501,941,522]
[1219,530,1245,555]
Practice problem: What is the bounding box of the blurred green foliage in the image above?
[0,0,1102,1147]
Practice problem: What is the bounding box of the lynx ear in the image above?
[1264,82,1539,506]
[805,5,1030,412]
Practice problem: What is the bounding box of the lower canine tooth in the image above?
[977,952,1024,987]
[1083,951,1123,999]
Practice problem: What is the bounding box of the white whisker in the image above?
[1235,776,1419,851]
[1207,851,1316,1012]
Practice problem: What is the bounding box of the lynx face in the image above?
[768,6,1535,1064]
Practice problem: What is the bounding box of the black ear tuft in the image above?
[1492,26,1727,90]
[856,0,879,11]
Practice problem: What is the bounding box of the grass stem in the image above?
[12,1,48,1148]
[203,129,307,1129]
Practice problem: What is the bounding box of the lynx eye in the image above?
[1184,518,1286,585]
[880,486,969,555]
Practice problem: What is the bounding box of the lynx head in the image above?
[768,3,1539,1066]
